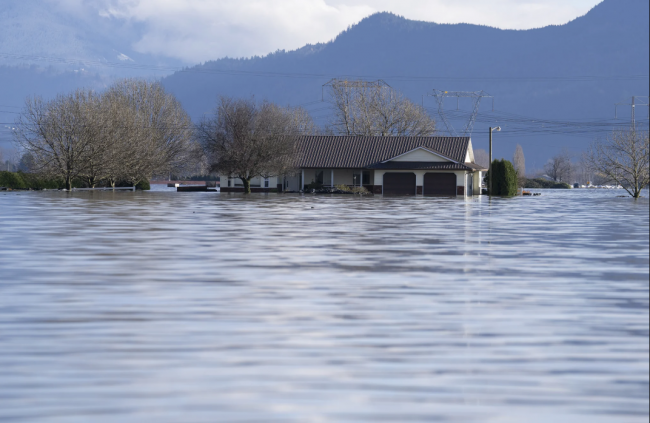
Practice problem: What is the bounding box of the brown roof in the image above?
[296,136,472,169]
[367,162,482,171]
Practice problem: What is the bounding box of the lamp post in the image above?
[488,126,501,197]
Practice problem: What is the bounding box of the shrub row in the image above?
[0,171,94,190]
[0,171,61,190]
[0,171,150,190]
[523,178,571,189]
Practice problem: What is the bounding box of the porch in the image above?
[283,169,482,196]
[284,169,376,192]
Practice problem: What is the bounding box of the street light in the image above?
[489,126,501,197]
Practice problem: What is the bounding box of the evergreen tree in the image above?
[490,159,518,196]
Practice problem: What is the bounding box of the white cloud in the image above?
[90,0,602,63]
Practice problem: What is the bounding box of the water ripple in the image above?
[0,189,648,422]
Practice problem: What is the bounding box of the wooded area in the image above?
[10,79,647,197]
[14,79,196,190]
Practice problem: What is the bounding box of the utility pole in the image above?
[489,128,492,196]
[488,126,501,197]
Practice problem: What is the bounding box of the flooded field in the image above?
[0,189,648,422]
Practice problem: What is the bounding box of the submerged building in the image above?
[220,136,486,197]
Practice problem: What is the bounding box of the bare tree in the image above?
[197,97,313,194]
[14,79,194,189]
[99,79,195,186]
[18,152,36,172]
[14,90,98,190]
[513,144,526,186]
[544,149,573,183]
[584,129,649,198]
[572,160,591,186]
[327,80,435,136]
[77,93,105,187]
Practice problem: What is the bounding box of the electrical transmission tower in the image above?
[428,90,494,137]
[322,79,391,101]
[615,96,649,127]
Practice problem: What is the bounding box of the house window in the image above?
[264,178,269,188]
[354,171,371,186]
[315,170,324,185]
[228,178,231,187]
[363,171,371,185]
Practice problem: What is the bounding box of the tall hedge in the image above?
[490,159,518,196]
[0,171,66,190]
[0,171,151,190]
[18,172,62,190]
[0,171,27,189]
[523,178,571,189]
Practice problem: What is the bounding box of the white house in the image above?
[220,136,486,197]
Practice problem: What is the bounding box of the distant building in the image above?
[220,136,486,197]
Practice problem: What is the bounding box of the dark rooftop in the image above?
[296,136,472,169]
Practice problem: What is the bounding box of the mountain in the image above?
[1,0,648,165]
[0,1,183,70]
[161,0,649,166]
[0,1,185,151]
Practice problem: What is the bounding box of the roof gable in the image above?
[466,140,475,163]
[384,147,454,163]
[296,136,471,168]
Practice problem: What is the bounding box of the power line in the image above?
[428,90,493,137]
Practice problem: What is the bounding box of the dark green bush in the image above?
[115,179,150,190]
[0,171,81,190]
[136,180,151,191]
[523,178,571,189]
[490,159,518,196]
[306,181,323,190]
[18,172,62,190]
[523,178,545,188]
[0,171,156,190]
[552,182,571,189]
[0,171,27,189]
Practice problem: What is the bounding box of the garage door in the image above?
[383,173,416,196]
[423,173,457,196]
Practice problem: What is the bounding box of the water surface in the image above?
[0,189,648,422]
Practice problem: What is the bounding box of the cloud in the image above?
[89,0,601,64]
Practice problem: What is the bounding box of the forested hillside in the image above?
[162,0,649,165]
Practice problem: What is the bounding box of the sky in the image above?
[54,0,603,64]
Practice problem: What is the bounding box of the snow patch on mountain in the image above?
[116,53,134,62]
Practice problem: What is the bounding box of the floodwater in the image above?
[0,188,648,423]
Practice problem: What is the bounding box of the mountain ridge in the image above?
[158,0,648,163]
[0,0,648,163]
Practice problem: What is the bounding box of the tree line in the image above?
[12,78,648,197]
[13,79,433,193]
[15,79,197,190]
[477,129,649,198]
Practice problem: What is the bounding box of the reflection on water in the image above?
[0,189,648,422]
